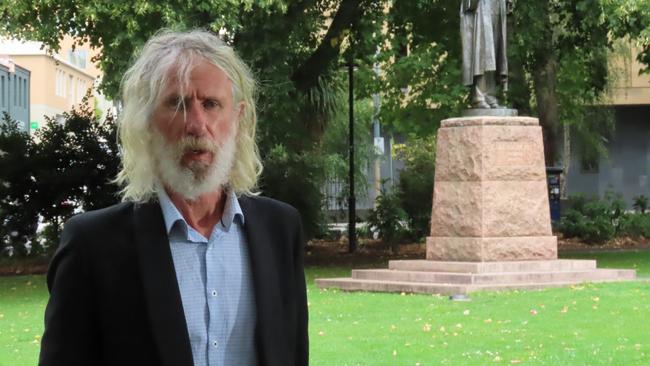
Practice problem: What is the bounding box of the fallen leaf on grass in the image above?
[560,306,568,313]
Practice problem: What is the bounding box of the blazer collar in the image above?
[132,201,194,366]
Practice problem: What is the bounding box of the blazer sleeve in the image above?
[293,209,309,365]
[39,217,98,366]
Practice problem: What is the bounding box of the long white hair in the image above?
[115,29,262,202]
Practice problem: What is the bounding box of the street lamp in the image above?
[347,59,357,253]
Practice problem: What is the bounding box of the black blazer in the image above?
[39,195,309,366]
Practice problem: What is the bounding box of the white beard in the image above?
[150,130,237,201]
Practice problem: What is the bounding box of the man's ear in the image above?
[237,101,245,122]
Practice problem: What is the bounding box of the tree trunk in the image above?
[533,53,560,166]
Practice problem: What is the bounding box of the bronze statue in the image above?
[461,0,513,109]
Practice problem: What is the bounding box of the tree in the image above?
[0,114,39,256]
[31,101,120,249]
[0,102,120,257]
[1,1,390,244]
[361,1,623,170]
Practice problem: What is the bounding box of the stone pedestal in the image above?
[426,116,557,261]
[314,115,636,295]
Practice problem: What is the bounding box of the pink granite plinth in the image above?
[426,236,557,262]
[427,116,556,262]
[314,116,639,295]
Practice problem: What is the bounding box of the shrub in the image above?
[260,144,327,240]
[0,103,121,258]
[619,213,650,239]
[633,195,649,214]
[367,183,407,253]
[395,135,436,242]
[0,114,40,257]
[559,192,629,244]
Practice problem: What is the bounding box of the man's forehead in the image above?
[160,62,233,97]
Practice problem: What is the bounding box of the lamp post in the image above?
[347,59,357,253]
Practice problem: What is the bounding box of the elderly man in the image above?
[39,29,308,366]
[461,0,512,108]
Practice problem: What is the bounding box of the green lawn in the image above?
[1,251,650,366]
[0,275,47,366]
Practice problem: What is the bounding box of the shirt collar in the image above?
[157,188,244,239]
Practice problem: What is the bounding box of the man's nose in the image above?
[184,100,208,136]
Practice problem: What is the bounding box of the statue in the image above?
[461,0,513,109]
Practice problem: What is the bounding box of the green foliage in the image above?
[32,104,120,250]
[0,114,39,257]
[559,192,630,244]
[394,135,436,242]
[633,195,649,214]
[0,103,120,257]
[604,0,650,72]
[364,1,466,136]
[366,183,407,253]
[260,144,327,240]
[619,213,650,239]
[321,97,374,212]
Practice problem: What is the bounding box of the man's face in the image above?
[150,59,241,199]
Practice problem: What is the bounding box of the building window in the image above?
[68,49,87,69]
[14,74,17,106]
[1,75,5,108]
[68,74,74,102]
[23,78,27,108]
[76,78,81,103]
[56,69,66,97]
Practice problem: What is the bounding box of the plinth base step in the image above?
[315,260,637,295]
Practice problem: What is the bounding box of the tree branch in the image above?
[291,0,363,92]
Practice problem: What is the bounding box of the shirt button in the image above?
[211,290,218,297]
[212,340,219,348]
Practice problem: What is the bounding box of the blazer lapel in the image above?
[239,196,286,366]
[132,202,194,366]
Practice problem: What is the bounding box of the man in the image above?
[460,0,513,108]
[39,29,308,366]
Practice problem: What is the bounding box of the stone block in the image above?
[430,181,483,237]
[482,180,552,237]
[435,118,546,182]
[426,236,557,262]
[434,126,484,182]
[430,180,552,237]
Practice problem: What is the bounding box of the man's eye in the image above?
[203,99,219,109]
[164,96,181,108]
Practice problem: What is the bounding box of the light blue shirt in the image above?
[158,190,257,366]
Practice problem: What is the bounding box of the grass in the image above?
[0,275,47,366]
[1,251,650,366]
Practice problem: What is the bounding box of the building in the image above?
[0,58,30,132]
[0,36,102,132]
[566,42,650,206]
